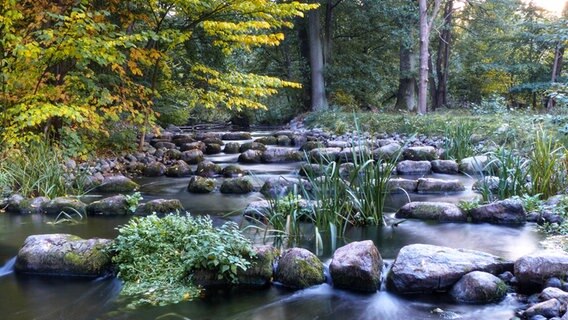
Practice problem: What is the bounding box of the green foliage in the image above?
[528,130,568,199]
[511,194,543,212]
[483,148,530,201]
[443,120,476,161]
[110,213,255,308]
[0,142,83,198]
[458,199,481,212]
[125,192,143,213]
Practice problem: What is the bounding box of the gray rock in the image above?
[96,175,139,193]
[260,177,309,199]
[163,149,182,160]
[524,299,564,319]
[300,141,323,151]
[180,141,206,152]
[238,149,263,163]
[515,251,568,290]
[459,156,490,175]
[239,142,267,153]
[43,197,87,216]
[202,137,224,146]
[143,162,166,177]
[205,143,222,155]
[187,176,215,193]
[431,160,459,174]
[223,142,240,154]
[261,148,303,163]
[15,234,112,277]
[19,197,50,215]
[6,194,25,213]
[222,165,245,178]
[165,160,193,177]
[299,163,325,177]
[540,287,568,304]
[309,147,342,162]
[277,135,292,146]
[373,143,402,161]
[472,176,501,193]
[396,160,432,175]
[220,178,254,194]
[86,195,129,216]
[195,160,222,177]
[470,199,526,224]
[135,199,183,216]
[222,132,252,140]
[238,245,279,287]
[387,244,512,294]
[403,146,438,161]
[396,202,467,222]
[242,200,271,221]
[172,134,195,146]
[275,248,325,289]
[387,178,418,193]
[255,136,277,145]
[153,141,176,149]
[327,140,351,148]
[416,178,465,193]
[180,149,204,164]
[449,271,508,303]
[330,240,383,292]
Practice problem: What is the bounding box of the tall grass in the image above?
[444,120,475,161]
[0,142,83,198]
[481,147,529,201]
[529,130,568,199]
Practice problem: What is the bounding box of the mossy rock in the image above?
[15,234,112,277]
[187,176,215,193]
[86,194,129,216]
[223,142,241,154]
[134,199,184,216]
[196,160,222,177]
[254,136,278,145]
[143,162,166,177]
[43,197,87,216]
[165,160,193,177]
[275,248,325,289]
[181,149,204,164]
[96,175,139,193]
[222,164,245,178]
[239,142,267,153]
[220,178,254,194]
[205,143,222,155]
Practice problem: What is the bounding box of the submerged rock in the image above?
[220,178,254,194]
[469,199,526,225]
[515,250,568,291]
[86,195,129,216]
[387,244,512,294]
[134,199,183,216]
[275,248,325,289]
[96,175,139,193]
[15,234,112,277]
[449,271,508,304]
[330,240,383,292]
[416,178,465,193]
[396,202,466,222]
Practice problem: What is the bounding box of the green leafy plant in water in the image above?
[125,192,143,213]
[443,120,475,162]
[529,130,568,199]
[511,194,543,212]
[458,199,481,213]
[46,207,87,225]
[110,213,255,308]
[482,147,529,202]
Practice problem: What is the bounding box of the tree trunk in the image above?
[435,0,453,109]
[547,44,565,109]
[428,54,437,110]
[396,46,418,111]
[418,0,441,114]
[323,0,333,65]
[308,7,328,111]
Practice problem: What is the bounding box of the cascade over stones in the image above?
[387,244,512,294]
[275,248,325,289]
[514,250,568,290]
[15,234,112,277]
[396,202,467,222]
[470,199,526,224]
[329,240,383,292]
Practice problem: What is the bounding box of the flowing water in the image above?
[0,132,542,320]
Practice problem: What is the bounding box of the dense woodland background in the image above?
[1,0,567,156]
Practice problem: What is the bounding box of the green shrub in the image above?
[110,213,255,307]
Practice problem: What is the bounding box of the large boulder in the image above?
[396,160,432,175]
[134,199,183,216]
[459,156,490,175]
[15,234,112,277]
[514,250,568,290]
[261,148,303,163]
[431,160,459,174]
[220,178,254,194]
[387,178,418,193]
[403,146,438,161]
[239,142,267,153]
[330,240,383,292]
[165,160,193,177]
[187,176,215,193]
[6,194,25,213]
[396,202,467,222]
[469,199,526,225]
[238,149,263,163]
[416,178,465,193]
[143,162,166,177]
[540,287,568,304]
[195,160,222,177]
[449,271,508,304]
[96,175,139,193]
[523,299,565,319]
[180,149,204,164]
[387,244,513,294]
[43,197,87,216]
[373,143,402,161]
[205,143,222,155]
[275,248,325,289]
[86,195,129,216]
[223,142,241,154]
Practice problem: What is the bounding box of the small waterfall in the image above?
[0,257,16,277]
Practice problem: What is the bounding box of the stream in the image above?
[0,131,543,320]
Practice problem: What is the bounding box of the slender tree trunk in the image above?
[308,8,328,111]
[396,46,418,111]
[435,0,452,109]
[418,0,441,114]
[428,54,437,110]
[323,0,333,65]
[547,44,565,109]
